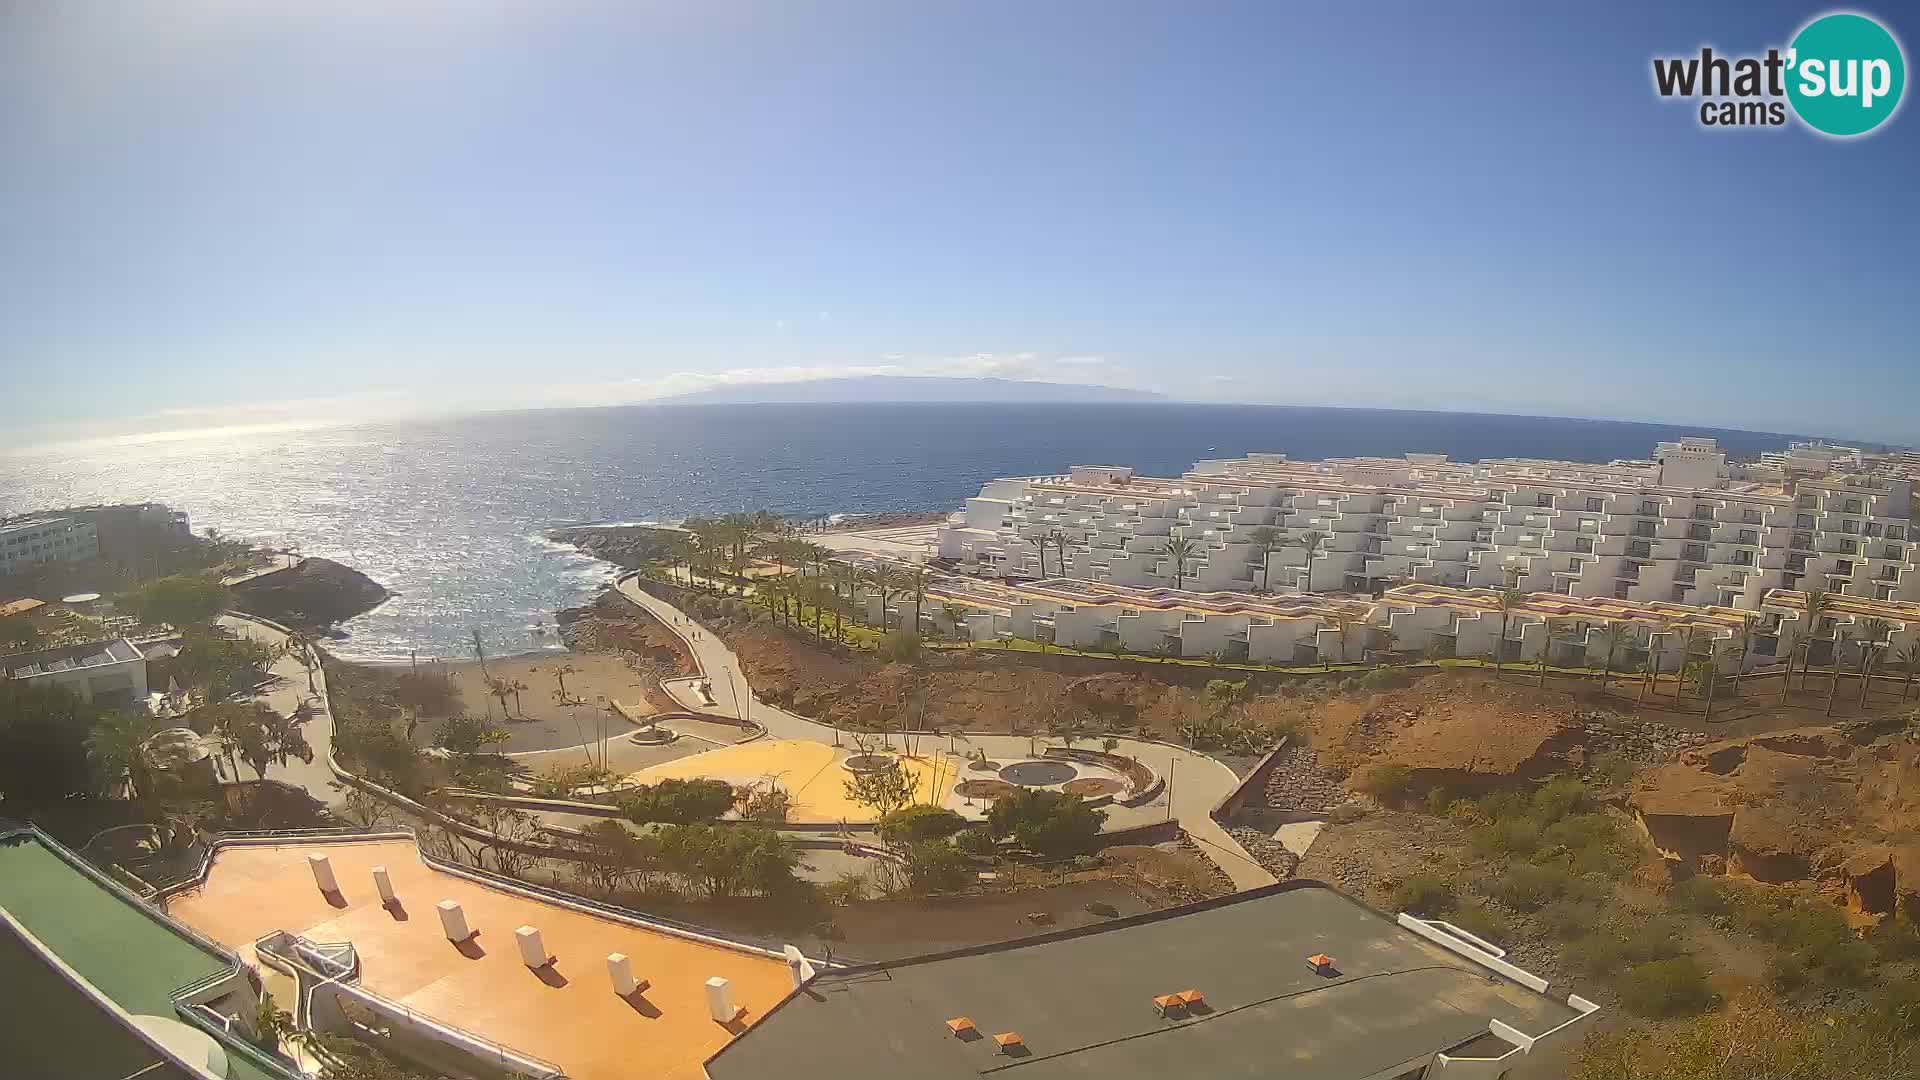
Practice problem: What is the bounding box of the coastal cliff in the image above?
[229,557,390,629]
[548,524,684,569]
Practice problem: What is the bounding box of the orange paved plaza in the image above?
[166,839,792,1080]
[621,738,975,822]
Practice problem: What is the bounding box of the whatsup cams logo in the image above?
[1653,10,1906,136]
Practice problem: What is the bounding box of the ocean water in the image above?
[0,403,1803,661]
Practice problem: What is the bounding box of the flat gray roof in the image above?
[3,638,141,679]
[706,882,1578,1080]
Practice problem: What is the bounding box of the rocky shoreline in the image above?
[229,557,390,631]
[547,524,682,570]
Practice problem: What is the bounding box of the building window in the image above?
[1693,505,1714,520]
[1639,501,1659,515]
[1841,539,1858,554]
[1672,586,1689,601]
[1721,591,1738,606]
[1737,529,1758,545]
[1629,541,1652,558]
[1793,532,1814,549]
[1537,494,1554,508]
[1683,543,1707,561]
[1866,522,1883,537]
[1788,554,1809,571]
[1890,525,1905,541]
[1798,494,1816,508]
[1845,499,1863,514]
[1797,514,1815,529]
[1835,560,1854,575]
[1634,522,1656,537]
[1575,537,1594,553]
[1733,551,1753,566]
[1843,519,1860,534]
[1688,523,1711,541]
[1785,573,1802,590]
[1615,582,1632,599]
[1742,508,1762,524]
[1886,545,1905,560]
[1880,586,1897,600]
[1585,497,1604,512]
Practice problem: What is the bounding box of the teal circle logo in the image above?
[1786,13,1906,136]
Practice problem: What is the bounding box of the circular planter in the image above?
[1061,777,1125,799]
[842,753,898,774]
[955,778,1018,800]
[967,759,1001,773]
[628,727,676,745]
[998,760,1078,787]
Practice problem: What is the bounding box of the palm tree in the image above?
[1493,574,1524,679]
[1247,526,1283,592]
[1893,646,1918,702]
[1856,617,1893,710]
[1295,530,1326,591]
[1800,588,1832,691]
[902,566,932,639]
[87,712,158,801]
[867,564,903,631]
[1162,537,1198,590]
[941,601,969,644]
[1328,612,1358,664]
[1598,620,1631,694]
[1702,642,1725,722]
[668,534,696,585]
[1732,612,1760,681]
[1641,631,1664,705]
[1027,533,1050,578]
[1674,624,1709,704]
[828,561,859,637]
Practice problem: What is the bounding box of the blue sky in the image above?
[2,2,1916,445]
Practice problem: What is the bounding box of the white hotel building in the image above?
[907,438,1920,670]
[0,515,100,576]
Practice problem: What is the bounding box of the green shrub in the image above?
[903,841,975,894]
[1671,877,1729,916]
[1590,751,1637,786]
[1471,817,1544,857]
[1358,764,1415,805]
[1488,863,1575,912]
[1538,899,1604,939]
[877,631,923,662]
[619,777,738,824]
[1541,813,1633,877]
[1361,667,1413,691]
[1391,875,1457,917]
[986,789,1106,857]
[1447,904,1510,946]
[951,828,997,856]
[877,804,968,847]
[1422,786,1454,817]
[1617,957,1717,1018]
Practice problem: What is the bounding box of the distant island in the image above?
[660,375,1169,405]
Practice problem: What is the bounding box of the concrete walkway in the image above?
[612,575,1275,890]
[215,613,345,809]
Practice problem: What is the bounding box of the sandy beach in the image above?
[409,653,668,754]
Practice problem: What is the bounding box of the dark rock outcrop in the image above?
[229,558,389,629]
[548,525,683,570]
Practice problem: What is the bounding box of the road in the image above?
[612,575,1275,890]
[216,613,346,808]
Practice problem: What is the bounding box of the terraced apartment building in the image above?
[936,437,1918,612]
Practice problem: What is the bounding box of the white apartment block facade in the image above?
[0,516,100,576]
[936,438,1919,614]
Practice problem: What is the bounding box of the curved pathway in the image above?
[612,575,1275,890]
[216,613,345,808]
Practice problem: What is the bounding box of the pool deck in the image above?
[166,838,794,1080]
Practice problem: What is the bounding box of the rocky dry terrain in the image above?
[1631,718,1920,918]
